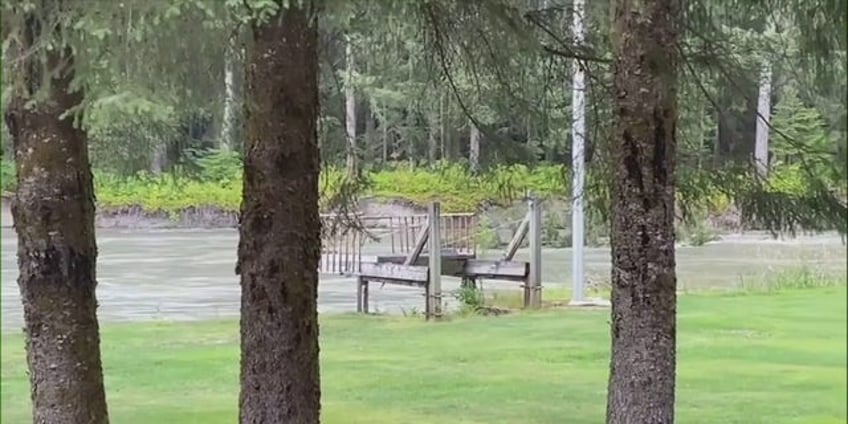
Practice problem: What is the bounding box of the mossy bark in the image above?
[237,2,322,423]
[4,5,109,423]
[607,0,681,422]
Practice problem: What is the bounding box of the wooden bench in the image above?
[463,259,529,282]
[357,262,429,314]
[462,259,537,307]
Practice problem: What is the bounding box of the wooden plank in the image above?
[502,211,530,261]
[464,259,529,279]
[376,250,469,264]
[359,262,429,283]
[360,277,427,288]
[403,219,430,266]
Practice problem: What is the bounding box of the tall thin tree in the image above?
[220,23,240,151]
[236,0,322,422]
[469,119,480,173]
[345,34,358,178]
[4,3,109,423]
[754,60,772,177]
[606,0,681,422]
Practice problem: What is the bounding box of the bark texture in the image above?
[428,111,439,165]
[237,2,322,423]
[469,121,480,173]
[4,7,109,424]
[607,0,681,423]
[344,34,358,179]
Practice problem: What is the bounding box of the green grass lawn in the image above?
[2,287,846,423]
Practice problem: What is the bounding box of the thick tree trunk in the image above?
[607,0,680,423]
[4,9,109,423]
[237,3,321,423]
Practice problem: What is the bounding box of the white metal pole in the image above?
[570,0,586,304]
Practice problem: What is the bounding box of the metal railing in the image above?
[319,213,477,275]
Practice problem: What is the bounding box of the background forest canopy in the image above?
[1,0,845,234]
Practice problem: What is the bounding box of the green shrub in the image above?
[677,219,719,246]
[454,284,485,315]
[475,215,502,249]
[2,157,833,224]
[191,149,242,184]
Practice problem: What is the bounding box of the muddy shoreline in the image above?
[0,197,427,229]
[1,194,744,236]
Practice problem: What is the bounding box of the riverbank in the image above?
[0,196,429,229]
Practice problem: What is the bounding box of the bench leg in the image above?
[424,283,431,320]
[362,280,369,314]
[357,277,364,313]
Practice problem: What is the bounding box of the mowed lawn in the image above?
[2,287,845,423]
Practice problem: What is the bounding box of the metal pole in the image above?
[528,198,543,308]
[428,202,442,319]
[570,0,587,304]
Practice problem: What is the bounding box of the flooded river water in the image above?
[1,226,845,331]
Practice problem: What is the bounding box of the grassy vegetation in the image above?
[2,159,571,213]
[4,157,735,217]
[2,287,845,423]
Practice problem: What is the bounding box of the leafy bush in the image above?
[454,285,485,315]
[94,172,242,212]
[368,162,567,212]
[677,219,719,246]
[190,149,242,184]
[475,215,502,249]
[2,155,831,227]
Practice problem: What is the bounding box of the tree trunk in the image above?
[4,7,109,423]
[150,143,167,174]
[382,120,389,164]
[428,110,439,165]
[344,34,358,178]
[220,26,239,151]
[365,106,376,155]
[439,93,447,161]
[571,0,587,302]
[607,0,680,423]
[754,60,772,178]
[469,120,480,173]
[237,2,321,423]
